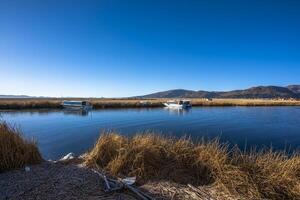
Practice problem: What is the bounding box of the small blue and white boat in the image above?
[163,99,192,109]
[61,100,92,110]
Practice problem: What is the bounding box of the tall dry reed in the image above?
[85,133,300,199]
[1,98,299,110]
[0,122,42,172]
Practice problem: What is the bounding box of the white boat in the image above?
[62,100,92,110]
[163,99,191,109]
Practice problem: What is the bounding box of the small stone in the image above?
[25,166,30,172]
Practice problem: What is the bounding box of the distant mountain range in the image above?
[1,85,300,99]
[0,95,54,99]
[287,85,300,94]
[140,85,300,99]
[0,95,32,98]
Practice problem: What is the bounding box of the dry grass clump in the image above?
[85,133,300,199]
[85,133,214,185]
[226,150,300,199]
[0,122,42,172]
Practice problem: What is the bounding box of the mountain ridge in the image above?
[0,95,32,98]
[1,85,299,99]
[139,85,300,99]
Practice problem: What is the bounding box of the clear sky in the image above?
[0,0,299,97]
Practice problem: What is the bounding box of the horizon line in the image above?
[1,84,298,98]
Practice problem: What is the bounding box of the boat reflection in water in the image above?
[164,107,191,116]
[62,108,90,116]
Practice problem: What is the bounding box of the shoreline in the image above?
[0,159,218,200]
[1,122,300,199]
[0,98,300,110]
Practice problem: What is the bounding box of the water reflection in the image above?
[164,107,192,116]
[1,107,300,160]
[62,108,90,116]
[0,108,92,117]
[0,109,60,116]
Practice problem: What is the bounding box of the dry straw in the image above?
[85,132,300,199]
[0,122,42,172]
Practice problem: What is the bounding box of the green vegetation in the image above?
[85,133,300,200]
[0,122,42,172]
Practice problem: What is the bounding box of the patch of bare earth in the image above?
[0,161,233,200]
[0,162,137,200]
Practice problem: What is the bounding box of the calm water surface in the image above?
[1,107,300,159]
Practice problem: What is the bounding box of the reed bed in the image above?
[0,98,163,109]
[85,133,300,200]
[0,99,62,109]
[90,99,162,108]
[0,98,299,110]
[190,98,300,106]
[0,122,42,172]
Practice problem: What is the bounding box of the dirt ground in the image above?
[0,162,141,200]
[0,161,223,200]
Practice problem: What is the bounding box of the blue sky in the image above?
[0,0,299,97]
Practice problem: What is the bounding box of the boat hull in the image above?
[163,103,191,109]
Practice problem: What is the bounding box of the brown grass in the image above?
[0,122,42,172]
[85,133,300,199]
[0,98,62,109]
[0,98,163,109]
[191,98,300,106]
[89,99,162,108]
[0,98,299,110]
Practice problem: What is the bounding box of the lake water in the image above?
[1,107,300,160]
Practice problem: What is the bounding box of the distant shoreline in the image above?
[0,98,300,110]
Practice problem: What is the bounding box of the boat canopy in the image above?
[167,99,190,104]
[62,101,89,106]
